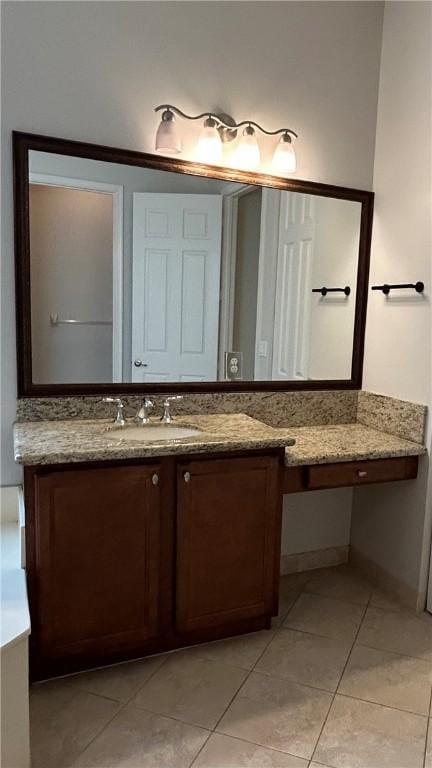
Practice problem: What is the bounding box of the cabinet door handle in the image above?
[152,473,159,485]
[183,471,191,483]
[357,470,368,478]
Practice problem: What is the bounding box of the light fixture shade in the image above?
[196,118,223,163]
[155,110,181,154]
[272,133,296,173]
[233,126,260,169]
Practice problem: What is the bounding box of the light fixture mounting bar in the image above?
[154,104,298,139]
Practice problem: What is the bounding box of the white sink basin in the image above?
[105,424,201,442]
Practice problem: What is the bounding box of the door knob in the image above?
[134,360,148,368]
[152,473,159,485]
[184,471,191,483]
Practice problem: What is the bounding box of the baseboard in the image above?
[350,546,420,611]
[280,545,349,575]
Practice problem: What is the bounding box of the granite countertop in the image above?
[284,423,426,466]
[13,413,296,466]
[13,415,426,468]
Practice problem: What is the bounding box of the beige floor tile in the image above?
[305,566,372,606]
[309,763,333,767]
[256,628,351,692]
[314,695,428,768]
[357,606,432,661]
[339,644,432,714]
[425,721,432,768]
[284,593,364,642]
[30,678,120,768]
[193,733,309,767]
[273,591,301,628]
[131,652,247,728]
[217,671,332,760]
[182,629,274,670]
[66,654,166,702]
[71,704,209,767]
[273,574,307,627]
[370,588,407,613]
[280,572,312,592]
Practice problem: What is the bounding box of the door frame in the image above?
[219,183,258,379]
[28,172,124,381]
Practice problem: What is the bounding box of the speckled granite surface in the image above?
[14,415,425,468]
[284,424,426,466]
[16,390,358,428]
[13,414,295,466]
[357,391,426,444]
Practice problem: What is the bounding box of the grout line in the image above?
[309,588,372,764]
[335,691,430,719]
[423,680,432,768]
[63,652,171,765]
[350,639,432,664]
[211,625,277,733]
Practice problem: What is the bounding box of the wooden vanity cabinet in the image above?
[26,462,172,679]
[176,455,280,634]
[25,450,283,679]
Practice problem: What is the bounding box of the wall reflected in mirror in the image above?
[29,150,362,385]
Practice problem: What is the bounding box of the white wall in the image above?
[1,1,383,508]
[30,185,114,383]
[351,1,432,606]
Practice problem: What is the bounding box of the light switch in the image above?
[258,340,268,357]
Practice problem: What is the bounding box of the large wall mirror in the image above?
[14,132,373,396]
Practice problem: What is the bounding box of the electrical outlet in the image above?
[225,351,243,380]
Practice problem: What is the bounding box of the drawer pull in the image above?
[357,470,368,478]
[152,473,159,485]
[184,471,191,483]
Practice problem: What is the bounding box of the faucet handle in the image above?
[103,397,126,426]
[161,395,183,423]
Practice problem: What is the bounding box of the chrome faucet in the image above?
[103,397,126,426]
[135,397,154,425]
[161,395,183,424]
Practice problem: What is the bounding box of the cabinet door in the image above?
[32,464,162,666]
[176,455,280,633]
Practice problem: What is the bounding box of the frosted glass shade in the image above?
[233,127,260,169]
[272,134,296,173]
[155,112,181,154]
[196,122,222,163]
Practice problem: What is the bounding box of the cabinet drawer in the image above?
[307,456,418,490]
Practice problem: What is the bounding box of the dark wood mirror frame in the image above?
[13,130,374,397]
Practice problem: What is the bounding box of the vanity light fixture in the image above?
[154,108,182,153]
[154,104,298,173]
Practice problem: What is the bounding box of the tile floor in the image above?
[30,565,432,768]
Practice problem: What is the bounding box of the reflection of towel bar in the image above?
[371,282,424,295]
[50,314,112,326]
[312,286,351,297]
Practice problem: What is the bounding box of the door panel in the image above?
[132,193,222,382]
[176,455,280,633]
[272,192,315,380]
[33,465,162,663]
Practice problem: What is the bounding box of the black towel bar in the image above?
[312,286,351,297]
[371,282,424,295]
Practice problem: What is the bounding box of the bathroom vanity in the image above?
[17,415,292,679]
[14,411,424,680]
